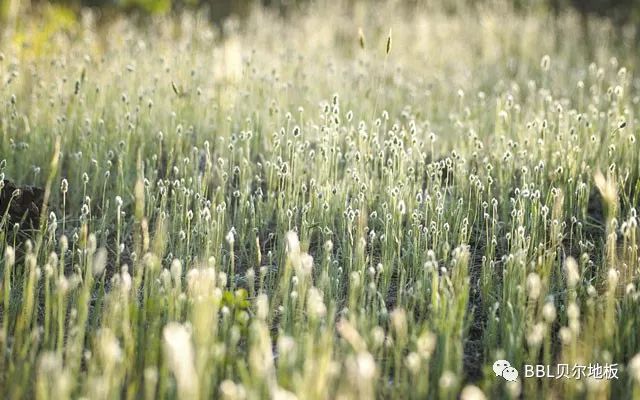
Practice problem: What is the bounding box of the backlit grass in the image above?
[1,2,640,399]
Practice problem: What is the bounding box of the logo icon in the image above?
[493,360,519,382]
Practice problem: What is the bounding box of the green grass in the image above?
[1,1,640,398]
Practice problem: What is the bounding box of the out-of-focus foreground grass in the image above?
[1,1,640,398]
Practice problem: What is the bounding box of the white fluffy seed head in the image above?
[629,353,640,383]
[542,302,556,323]
[390,308,407,340]
[541,55,550,71]
[171,259,182,283]
[5,246,15,267]
[299,253,314,277]
[564,257,580,288]
[285,231,300,255]
[526,323,545,347]
[460,385,487,400]
[219,380,245,400]
[307,287,326,319]
[60,179,68,193]
[226,228,235,245]
[567,302,580,320]
[256,294,269,320]
[356,352,376,380]
[416,330,436,359]
[163,323,198,397]
[607,268,619,291]
[594,170,617,210]
[526,272,541,300]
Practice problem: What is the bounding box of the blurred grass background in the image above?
[2,0,640,398]
[1,0,640,38]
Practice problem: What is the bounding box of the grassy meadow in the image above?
[1,1,640,398]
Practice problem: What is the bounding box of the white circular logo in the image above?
[493,360,519,381]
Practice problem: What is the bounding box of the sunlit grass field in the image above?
[2,1,640,398]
